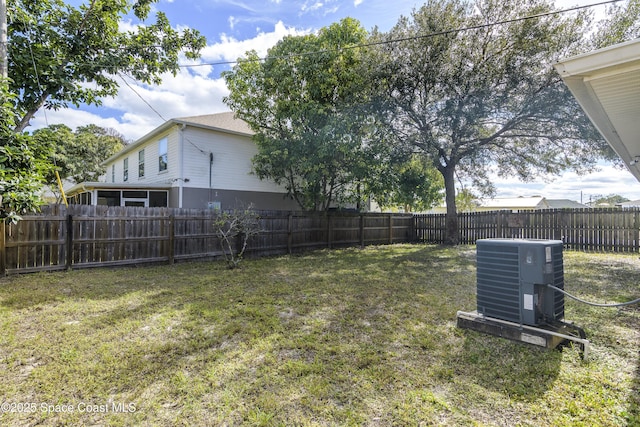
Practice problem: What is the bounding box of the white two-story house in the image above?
[66,112,299,211]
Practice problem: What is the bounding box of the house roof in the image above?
[545,199,589,209]
[175,112,254,136]
[104,112,253,164]
[553,39,640,181]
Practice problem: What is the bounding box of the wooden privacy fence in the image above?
[0,205,415,275]
[5,206,639,275]
[415,208,640,252]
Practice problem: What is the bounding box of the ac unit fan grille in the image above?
[476,239,564,326]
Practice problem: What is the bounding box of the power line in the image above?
[118,72,167,122]
[176,0,622,69]
[116,73,209,153]
[15,0,619,72]
[98,0,623,145]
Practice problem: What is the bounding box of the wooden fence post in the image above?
[388,214,393,244]
[65,214,73,270]
[168,215,175,265]
[287,212,293,254]
[633,210,640,252]
[327,214,333,249]
[359,214,365,248]
[0,221,6,276]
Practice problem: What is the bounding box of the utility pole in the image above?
[0,0,7,80]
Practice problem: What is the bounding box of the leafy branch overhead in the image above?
[7,0,206,132]
[0,82,53,222]
[2,0,205,218]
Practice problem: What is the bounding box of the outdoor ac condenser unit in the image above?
[476,239,564,326]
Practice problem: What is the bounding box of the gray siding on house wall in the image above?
[169,188,180,208]
[181,187,299,211]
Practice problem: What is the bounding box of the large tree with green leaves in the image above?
[32,124,126,187]
[7,0,206,132]
[223,18,394,211]
[2,0,203,218]
[377,155,444,212]
[0,82,53,222]
[592,0,639,48]
[371,0,616,244]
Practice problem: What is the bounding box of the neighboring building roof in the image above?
[545,199,589,209]
[103,111,253,165]
[554,39,640,181]
[430,196,588,213]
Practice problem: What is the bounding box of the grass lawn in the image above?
[0,244,638,426]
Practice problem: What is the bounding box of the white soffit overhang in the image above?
[554,38,640,181]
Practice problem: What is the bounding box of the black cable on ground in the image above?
[547,284,640,308]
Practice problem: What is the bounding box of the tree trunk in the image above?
[442,163,459,245]
[14,93,49,133]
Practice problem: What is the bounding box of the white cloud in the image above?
[29,108,130,137]
[118,19,140,33]
[201,21,307,63]
[490,164,640,202]
[354,0,364,6]
[301,1,325,13]
[228,15,238,30]
[27,21,308,142]
[323,6,340,16]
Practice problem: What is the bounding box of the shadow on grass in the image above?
[451,329,563,401]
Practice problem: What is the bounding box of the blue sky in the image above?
[31,0,640,202]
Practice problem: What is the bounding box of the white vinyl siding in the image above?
[102,161,122,183]
[106,133,179,183]
[98,125,287,196]
[181,127,287,193]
